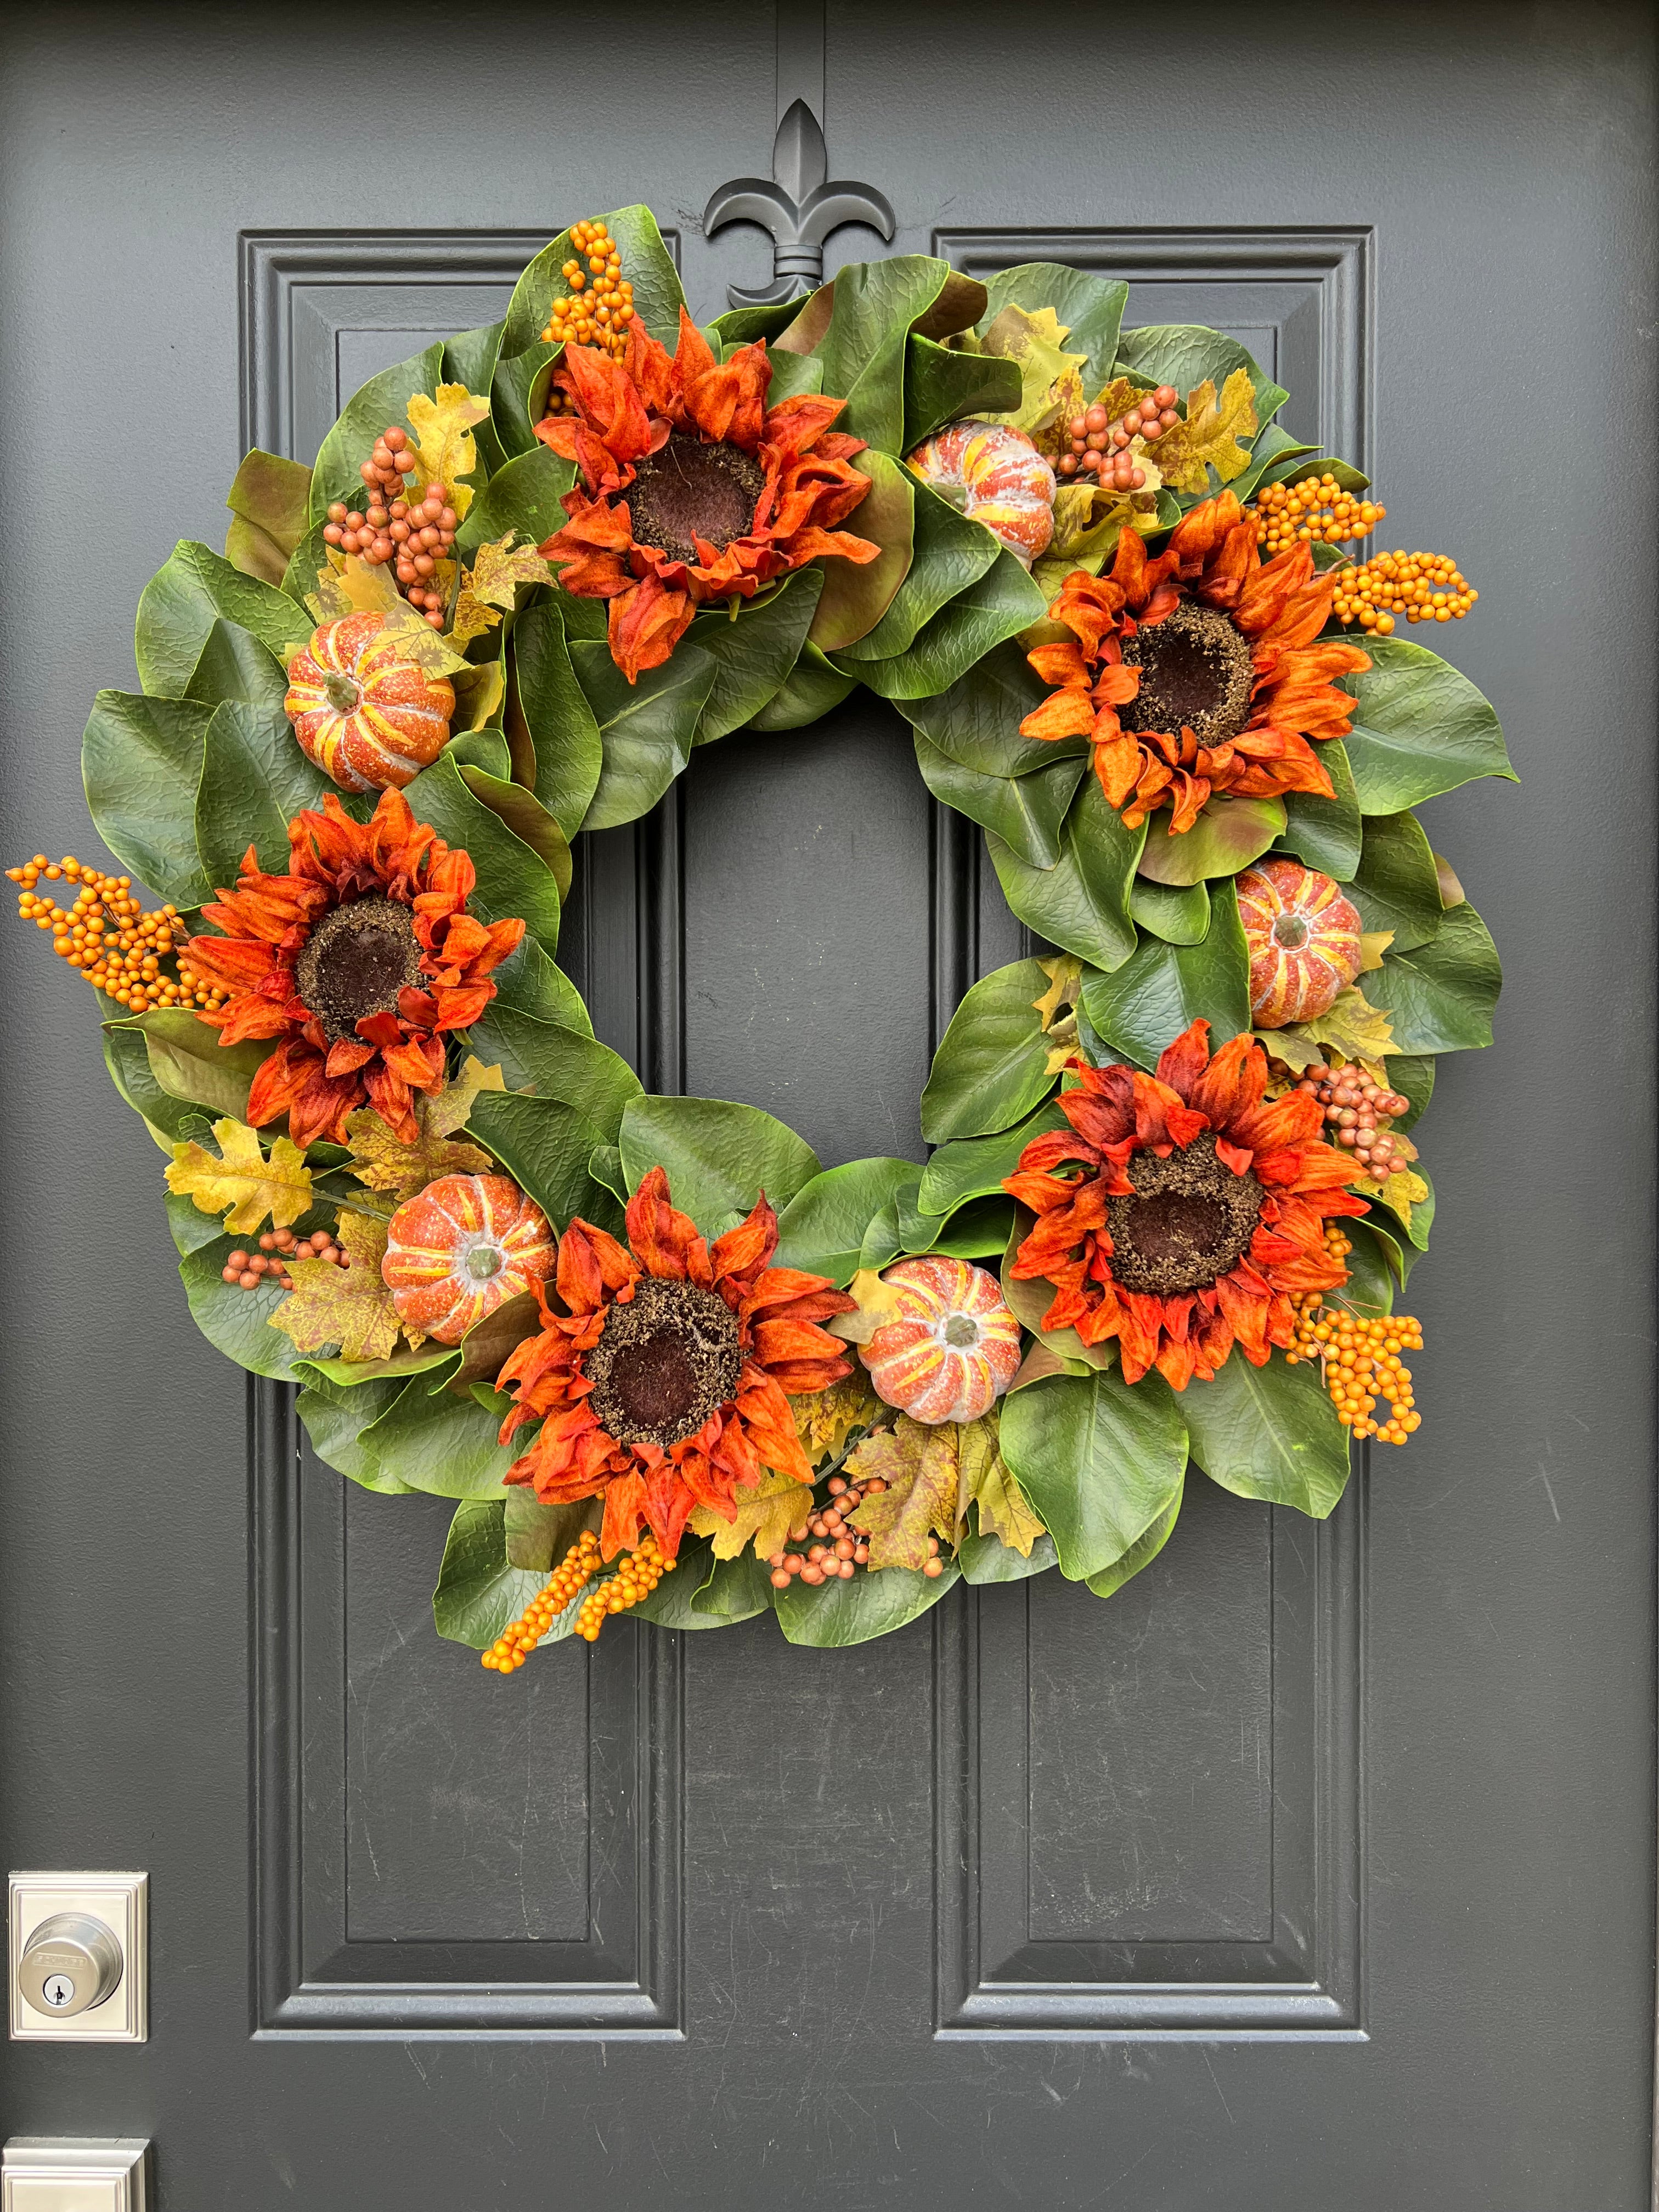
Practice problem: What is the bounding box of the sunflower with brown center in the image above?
[495,1167,855,1560]
[1002,1019,1369,1390]
[1019,490,1373,834]
[182,789,524,1148]
[535,308,879,682]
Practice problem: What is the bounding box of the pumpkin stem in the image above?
[324,672,361,714]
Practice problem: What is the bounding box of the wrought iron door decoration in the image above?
[11,204,1509,1655]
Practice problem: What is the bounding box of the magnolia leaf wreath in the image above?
[14,206,1511,1658]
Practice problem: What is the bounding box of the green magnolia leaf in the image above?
[111,1008,272,1120]
[509,595,604,840]
[455,444,572,557]
[457,764,571,900]
[1274,738,1362,882]
[958,1526,1059,1584]
[918,1099,1065,1219]
[809,256,980,453]
[136,540,309,698]
[903,1195,1013,1262]
[773,1157,921,1284]
[914,737,1086,873]
[1350,809,1445,952]
[1078,879,1251,1069]
[771,1559,960,1647]
[900,638,1078,780]
[432,1499,552,1650]
[501,206,686,363]
[358,1377,519,1499]
[806,452,915,653]
[296,1372,417,1493]
[82,691,213,904]
[682,1550,778,1626]
[921,957,1057,1143]
[625,1539,721,1627]
[184,618,290,713]
[849,550,1047,702]
[1390,1051,1435,1131]
[1137,795,1286,887]
[1181,1356,1350,1517]
[1365,901,1501,1052]
[980,265,1128,396]
[569,637,716,829]
[296,1342,458,1389]
[836,477,1000,666]
[490,934,593,1034]
[988,777,1143,973]
[224,449,314,585]
[466,1092,610,1232]
[1086,1471,1184,1599]
[1000,1368,1189,1582]
[747,642,858,731]
[102,1017,210,1151]
[1114,324,1288,447]
[902,334,1023,453]
[617,1096,820,1236]
[195,698,332,886]
[1129,876,1211,945]
[1340,639,1516,812]
[463,1003,640,1142]
[309,341,447,523]
[1228,426,1327,506]
[1333,1222,1395,1318]
[490,342,561,462]
[178,1229,315,1383]
[400,742,561,956]
[686,567,825,742]
[443,320,510,477]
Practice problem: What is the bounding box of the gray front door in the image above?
[2,5,1653,2206]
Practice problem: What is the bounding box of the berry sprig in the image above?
[540,218,636,402]
[323,423,459,631]
[573,1531,672,1641]
[1289,1060,1414,1186]
[482,1526,676,1671]
[765,1469,947,1587]
[1286,1227,1424,1444]
[221,1224,347,1294]
[1252,472,1385,557]
[7,854,220,1014]
[1332,548,1476,636]
[1057,384,1180,490]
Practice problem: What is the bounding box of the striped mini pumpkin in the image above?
[381,1173,554,1345]
[906,420,1056,568]
[284,612,454,793]
[860,1256,1023,1425]
[1237,857,1364,1028]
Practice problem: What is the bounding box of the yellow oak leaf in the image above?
[792,1372,882,1465]
[1293,984,1397,1065]
[1032,954,1082,1031]
[381,594,469,678]
[446,582,503,652]
[427,1057,507,1138]
[166,1116,313,1235]
[404,383,490,521]
[1359,930,1394,973]
[1151,369,1259,494]
[343,1063,504,1203]
[304,551,404,625]
[470,534,555,612]
[826,1266,909,1346]
[1376,1167,1429,1231]
[268,1211,414,1363]
[1037,472,1160,593]
[979,304,1090,449]
[963,1416,1046,1557]
[689,1469,814,1561]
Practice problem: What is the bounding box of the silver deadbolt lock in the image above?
[18,1914,124,2019]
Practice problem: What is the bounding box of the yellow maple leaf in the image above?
[404,383,490,522]
[843,1418,961,1570]
[304,551,404,625]
[979,304,1090,450]
[447,582,503,652]
[268,1211,414,1363]
[792,1372,881,1465]
[470,534,555,612]
[344,1060,504,1202]
[963,1417,1046,1558]
[1294,984,1397,1065]
[166,1116,313,1235]
[428,1057,506,1137]
[1376,1167,1429,1231]
[1152,369,1259,494]
[826,1266,909,1346]
[1359,930,1394,973]
[689,1469,814,1560]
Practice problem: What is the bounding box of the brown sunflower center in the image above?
[294,894,424,1046]
[1119,601,1255,747]
[624,432,765,564]
[585,1276,743,1448]
[1105,1131,1263,1295]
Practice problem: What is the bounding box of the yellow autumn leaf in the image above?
[268,1211,413,1363]
[1032,954,1082,1031]
[428,1058,507,1138]
[1151,369,1259,494]
[1294,984,1397,1065]
[792,1372,881,1465]
[1359,929,1394,973]
[344,1060,504,1203]
[963,1420,1046,1558]
[381,595,469,678]
[470,534,555,612]
[305,551,404,625]
[166,1116,313,1235]
[979,304,1090,449]
[404,383,490,521]
[844,1417,963,1571]
[446,582,503,652]
[826,1266,909,1346]
[1376,1167,1429,1231]
[689,1469,814,1561]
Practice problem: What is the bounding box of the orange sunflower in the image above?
[183,789,524,1149]
[1002,1019,1369,1390]
[1020,490,1372,833]
[535,307,879,682]
[496,1167,854,1561]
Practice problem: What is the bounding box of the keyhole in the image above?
[43,1973,74,2007]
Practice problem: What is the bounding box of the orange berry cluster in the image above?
[222,1224,346,1294]
[1286,1227,1423,1444]
[323,424,458,630]
[1057,385,1180,489]
[1332,548,1476,636]
[765,1469,949,1587]
[574,1530,672,1640]
[1289,1060,1413,1186]
[484,1530,602,1671]
[7,854,221,1014]
[1252,472,1384,558]
[540,221,636,420]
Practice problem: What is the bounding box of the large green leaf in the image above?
[296,1372,417,1493]
[224,450,314,587]
[501,206,685,362]
[491,342,561,461]
[747,642,859,731]
[848,550,1046,702]
[1365,900,1501,1052]
[183,618,290,713]
[988,777,1143,972]
[686,567,824,743]
[1079,879,1251,1069]
[1340,639,1515,812]
[1086,1472,1184,1599]
[82,691,213,904]
[915,737,1086,871]
[806,452,915,653]
[901,334,1023,453]
[308,341,447,522]
[195,698,330,886]
[921,957,1056,1143]
[836,477,1000,665]
[466,1092,610,1232]
[400,744,561,957]
[900,639,1077,780]
[980,265,1128,395]
[1181,1356,1350,1517]
[456,764,571,901]
[1000,1368,1189,1582]
[136,540,309,698]
[1137,795,1286,887]
[686,1551,776,1626]
[1114,324,1288,443]
[111,1008,272,1120]
[178,1230,314,1383]
[568,637,716,830]
[101,1017,209,1150]
[809,256,978,452]
[1129,876,1211,945]
[1350,809,1445,951]
[773,1156,921,1285]
[1274,739,1362,882]
[617,1096,820,1235]
[432,1499,552,1650]
[958,1527,1059,1585]
[489,934,592,1035]
[771,1560,960,1647]
[918,1100,1065,1221]
[358,1379,518,1499]
[509,595,604,840]
[464,1003,640,1143]
[455,444,572,558]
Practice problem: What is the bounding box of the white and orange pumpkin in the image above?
[1237,857,1364,1027]
[382,1173,554,1345]
[284,611,454,793]
[905,420,1056,568]
[860,1256,1022,1425]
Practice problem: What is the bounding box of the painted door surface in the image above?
[1,5,1654,2207]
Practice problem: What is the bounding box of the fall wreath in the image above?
[14,207,1509,1657]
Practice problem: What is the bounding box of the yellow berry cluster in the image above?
[574,1531,672,1642]
[7,854,223,1014]
[482,1529,602,1672]
[1332,549,1477,636]
[540,219,635,366]
[1253,473,1384,557]
[1285,1228,1424,1444]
